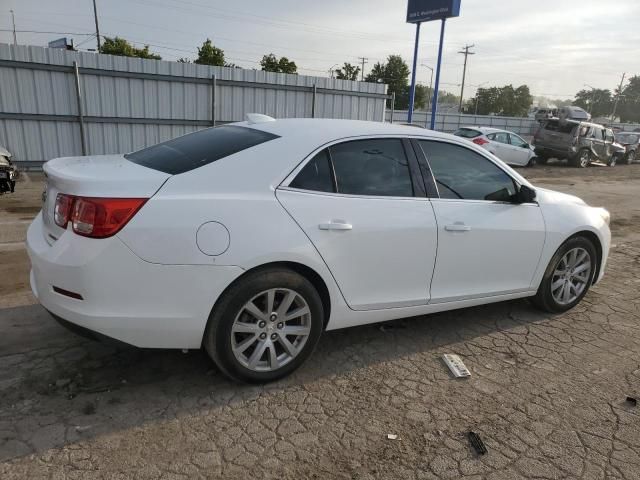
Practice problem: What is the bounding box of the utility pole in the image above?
[10,10,17,45]
[92,0,101,51]
[358,57,368,81]
[610,72,626,122]
[457,44,475,113]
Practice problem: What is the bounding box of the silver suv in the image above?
[533,119,624,168]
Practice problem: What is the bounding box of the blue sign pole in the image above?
[430,18,446,130]
[407,22,421,124]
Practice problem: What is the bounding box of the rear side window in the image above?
[330,139,414,197]
[125,125,279,174]
[454,128,481,138]
[289,150,335,193]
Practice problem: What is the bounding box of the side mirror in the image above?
[516,184,537,204]
[521,143,531,149]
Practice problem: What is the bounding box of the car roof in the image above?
[458,126,512,135]
[232,118,454,145]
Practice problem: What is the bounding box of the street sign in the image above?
[406,0,461,24]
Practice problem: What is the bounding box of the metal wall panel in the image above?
[0,44,387,166]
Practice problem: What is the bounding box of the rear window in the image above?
[542,120,576,134]
[454,128,482,139]
[125,125,279,174]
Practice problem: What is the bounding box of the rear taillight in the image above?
[54,195,147,238]
[472,137,489,146]
[54,193,74,228]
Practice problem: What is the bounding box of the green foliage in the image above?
[260,54,297,74]
[99,37,161,60]
[474,84,532,117]
[617,75,640,123]
[365,55,411,108]
[195,39,225,66]
[176,57,191,63]
[573,89,612,117]
[335,63,360,81]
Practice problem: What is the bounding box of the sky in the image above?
[2,0,640,103]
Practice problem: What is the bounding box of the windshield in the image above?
[454,128,482,138]
[125,125,280,175]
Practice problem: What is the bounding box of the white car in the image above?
[27,116,611,383]
[454,127,538,167]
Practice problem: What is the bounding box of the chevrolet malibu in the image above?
[27,116,611,383]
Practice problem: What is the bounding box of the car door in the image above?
[508,133,533,166]
[277,137,438,311]
[486,132,513,162]
[415,139,546,303]
[590,127,606,160]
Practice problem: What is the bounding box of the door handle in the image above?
[444,223,471,232]
[319,220,352,231]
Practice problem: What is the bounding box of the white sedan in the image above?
[454,126,538,167]
[27,116,611,382]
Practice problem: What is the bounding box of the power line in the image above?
[457,44,475,112]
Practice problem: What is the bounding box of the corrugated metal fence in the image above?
[0,44,389,168]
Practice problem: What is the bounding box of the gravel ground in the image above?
[0,163,639,479]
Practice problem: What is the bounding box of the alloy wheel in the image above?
[550,247,592,305]
[231,288,312,372]
[579,150,590,168]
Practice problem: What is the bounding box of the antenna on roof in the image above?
[245,113,276,125]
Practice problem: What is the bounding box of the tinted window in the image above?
[454,128,481,139]
[543,120,576,134]
[591,128,605,140]
[290,149,335,193]
[330,139,413,197]
[509,134,528,147]
[419,141,516,202]
[125,125,279,175]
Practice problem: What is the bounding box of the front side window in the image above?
[591,128,605,140]
[419,141,517,202]
[491,132,509,144]
[509,134,528,148]
[125,125,279,175]
[329,139,414,197]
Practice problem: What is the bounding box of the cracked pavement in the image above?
[0,165,639,479]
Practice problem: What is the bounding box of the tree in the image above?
[195,39,225,66]
[365,55,410,108]
[574,89,612,117]
[260,54,297,74]
[335,62,360,81]
[473,84,532,116]
[617,75,640,123]
[99,37,161,60]
[177,57,191,63]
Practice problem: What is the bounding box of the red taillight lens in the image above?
[71,197,147,238]
[472,137,489,146]
[54,193,74,228]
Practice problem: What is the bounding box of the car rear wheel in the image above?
[531,236,597,313]
[572,149,591,168]
[527,157,537,167]
[203,268,324,383]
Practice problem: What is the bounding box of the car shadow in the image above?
[0,299,556,462]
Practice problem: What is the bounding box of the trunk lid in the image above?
[537,120,578,151]
[41,155,170,242]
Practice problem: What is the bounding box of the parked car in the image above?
[614,131,639,165]
[533,119,622,167]
[534,108,557,122]
[454,127,537,167]
[27,117,611,383]
[0,145,18,194]
[557,106,591,122]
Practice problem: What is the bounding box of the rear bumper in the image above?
[535,146,577,159]
[27,213,243,349]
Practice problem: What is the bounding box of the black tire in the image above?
[608,155,617,167]
[625,150,636,165]
[536,154,549,164]
[203,267,324,383]
[531,236,597,313]
[527,157,537,168]
[572,149,591,168]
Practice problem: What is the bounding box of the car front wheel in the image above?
[532,236,597,313]
[204,268,324,383]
